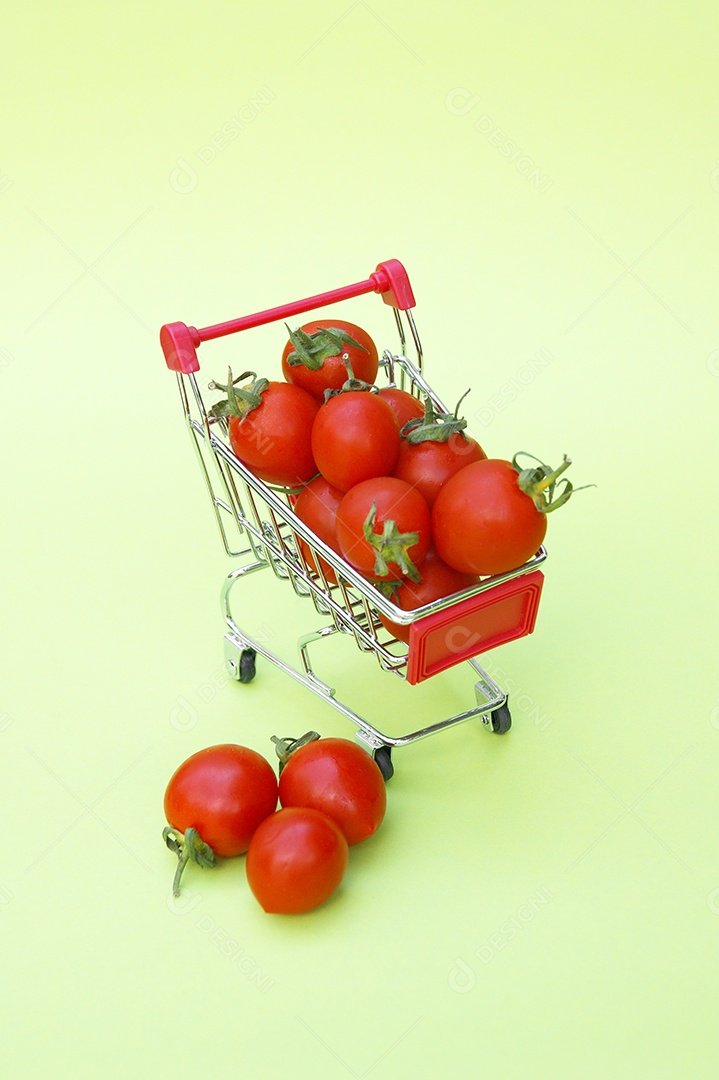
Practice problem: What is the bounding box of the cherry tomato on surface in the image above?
[392,432,486,507]
[432,458,551,576]
[377,386,424,430]
[277,736,386,845]
[377,547,480,643]
[336,476,431,582]
[163,744,278,895]
[164,744,278,856]
[282,320,379,401]
[311,391,400,492]
[292,475,344,583]
[246,807,349,914]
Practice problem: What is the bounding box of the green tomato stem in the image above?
[271,731,321,772]
[285,324,367,370]
[362,502,421,583]
[163,826,217,897]
[400,392,470,444]
[533,455,573,495]
[208,368,269,420]
[512,452,594,514]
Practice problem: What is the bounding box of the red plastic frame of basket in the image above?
[160,259,415,374]
[404,570,544,685]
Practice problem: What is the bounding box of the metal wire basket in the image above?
[160,260,546,778]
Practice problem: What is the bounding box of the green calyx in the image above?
[271,730,320,773]
[363,502,421,583]
[285,324,368,371]
[400,391,471,444]
[512,452,591,513]
[163,826,217,897]
[370,578,402,601]
[322,373,376,402]
[208,368,270,420]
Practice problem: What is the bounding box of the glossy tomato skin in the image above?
[336,477,431,581]
[392,433,486,507]
[282,320,379,401]
[432,459,548,576]
[311,391,400,492]
[164,745,278,857]
[378,547,479,643]
[377,387,424,430]
[228,381,319,487]
[293,475,344,584]
[278,738,386,845]
[246,807,349,914]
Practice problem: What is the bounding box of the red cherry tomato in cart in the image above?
[211,370,319,488]
[378,547,479,643]
[432,455,575,576]
[393,432,486,507]
[292,475,344,584]
[336,476,431,583]
[377,387,424,429]
[276,736,387,845]
[311,391,400,492]
[282,320,379,401]
[246,807,349,914]
[391,394,487,507]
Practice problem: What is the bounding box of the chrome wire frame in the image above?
[176,307,545,750]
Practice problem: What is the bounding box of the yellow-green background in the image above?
[2,2,718,1076]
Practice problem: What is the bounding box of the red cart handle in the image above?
[161,259,415,374]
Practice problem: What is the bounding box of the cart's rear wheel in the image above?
[239,648,257,684]
[373,745,394,782]
[490,703,512,734]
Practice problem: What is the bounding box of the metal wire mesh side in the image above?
[177,340,546,686]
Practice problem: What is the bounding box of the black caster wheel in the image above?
[239,648,257,684]
[373,745,394,782]
[490,703,512,734]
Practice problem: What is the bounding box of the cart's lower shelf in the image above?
[222,603,513,780]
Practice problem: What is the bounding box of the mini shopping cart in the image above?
[160,259,546,779]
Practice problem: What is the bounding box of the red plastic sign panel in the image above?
[405,571,544,685]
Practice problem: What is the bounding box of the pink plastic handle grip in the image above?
[160,259,415,373]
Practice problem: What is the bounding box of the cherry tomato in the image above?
[377,387,424,429]
[336,476,431,582]
[278,737,386,845]
[311,391,400,492]
[163,744,279,894]
[282,320,379,400]
[246,807,349,914]
[164,744,278,857]
[227,380,319,487]
[292,475,344,584]
[432,458,548,576]
[378,547,479,643]
[392,432,486,507]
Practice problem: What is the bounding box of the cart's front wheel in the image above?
[373,745,394,782]
[490,703,512,734]
[239,648,257,684]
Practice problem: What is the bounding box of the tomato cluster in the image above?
[210,318,579,624]
[162,318,584,916]
[163,734,386,914]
